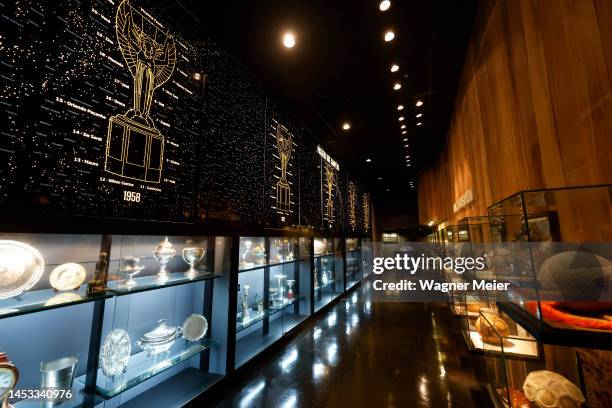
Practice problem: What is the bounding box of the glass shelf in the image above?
[315,279,336,291]
[88,338,214,399]
[0,287,111,320]
[236,309,277,333]
[238,258,308,273]
[270,295,306,310]
[107,272,221,295]
[13,388,104,408]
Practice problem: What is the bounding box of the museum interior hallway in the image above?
[203,281,492,408]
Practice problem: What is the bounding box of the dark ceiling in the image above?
[181,0,478,224]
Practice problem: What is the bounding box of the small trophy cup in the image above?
[287,279,295,300]
[153,237,176,283]
[275,274,286,305]
[105,0,176,183]
[275,125,293,218]
[119,256,145,287]
[182,247,205,279]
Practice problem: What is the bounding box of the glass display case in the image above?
[457,216,495,280]
[361,237,373,278]
[488,185,612,347]
[234,237,311,368]
[313,238,344,312]
[462,307,538,358]
[484,328,610,408]
[345,238,362,289]
[0,233,229,408]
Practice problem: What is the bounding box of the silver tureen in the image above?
[136,320,181,356]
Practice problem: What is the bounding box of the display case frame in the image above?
[487,184,612,350]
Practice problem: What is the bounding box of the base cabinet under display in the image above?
[234,237,311,368]
[313,238,344,312]
[345,238,362,289]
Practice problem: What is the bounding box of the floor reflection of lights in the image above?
[326,342,338,365]
[351,312,359,328]
[280,391,297,408]
[418,375,429,402]
[345,301,350,312]
[239,379,265,408]
[327,311,337,327]
[351,292,358,304]
[280,347,299,373]
[313,326,322,340]
[312,361,329,381]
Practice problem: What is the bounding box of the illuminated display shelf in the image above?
[0,288,112,320]
[108,272,222,295]
[235,296,306,333]
[238,258,309,273]
[79,339,215,399]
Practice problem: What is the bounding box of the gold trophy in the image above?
[348,181,357,230]
[105,0,176,183]
[363,192,370,231]
[324,163,335,224]
[276,125,293,217]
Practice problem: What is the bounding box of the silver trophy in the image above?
[40,356,78,407]
[119,256,145,287]
[239,285,250,321]
[182,247,205,279]
[153,237,176,283]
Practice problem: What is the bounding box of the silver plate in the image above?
[100,329,131,378]
[49,263,86,291]
[182,314,208,341]
[0,240,45,300]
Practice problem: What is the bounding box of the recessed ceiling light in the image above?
[405,155,410,158]
[282,32,296,48]
[402,130,407,134]
[342,122,351,131]
[384,31,395,42]
[397,105,404,111]
[366,158,372,163]
[386,188,390,192]
[393,83,402,90]
[378,177,383,180]
[415,99,423,107]
[416,113,422,118]
[400,124,406,129]
[390,64,399,72]
[398,116,405,121]
[402,138,408,141]
[379,0,391,11]
[416,122,422,126]
[193,72,202,81]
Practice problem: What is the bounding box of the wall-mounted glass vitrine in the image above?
[0,233,230,408]
[234,236,311,369]
[313,238,344,312]
[345,238,361,289]
[488,185,612,346]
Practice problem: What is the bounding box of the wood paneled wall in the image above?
[418,0,612,226]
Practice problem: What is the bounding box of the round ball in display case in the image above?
[475,313,510,344]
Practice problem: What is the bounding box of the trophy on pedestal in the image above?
[105,0,177,183]
[275,125,293,218]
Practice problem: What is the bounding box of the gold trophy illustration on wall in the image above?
[363,192,370,231]
[105,0,177,183]
[276,125,293,217]
[348,181,357,230]
[324,163,335,224]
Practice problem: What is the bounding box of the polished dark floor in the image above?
[204,280,492,408]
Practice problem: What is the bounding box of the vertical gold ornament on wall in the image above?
[105,0,177,183]
[276,125,293,217]
[363,192,370,231]
[324,162,335,224]
[348,181,357,230]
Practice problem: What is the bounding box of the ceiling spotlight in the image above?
[386,188,390,192]
[397,105,404,111]
[416,122,422,126]
[282,32,296,48]
[384,31,395,42]
[402,138,408,141]
[342,122,351,131]
[405,155,410,158]
[415,99,423,107]
[366,158,372,163]
[400,124,406,129]
[402,130,407,134]
[390,64,399,72]
[398,116,405,121]
[416,113,422,118]
[393,83,402,90]
[378,177,383,180]
[379,0,391,11]
[192,72,202,81]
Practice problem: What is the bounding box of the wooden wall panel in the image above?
[418,0,612,226]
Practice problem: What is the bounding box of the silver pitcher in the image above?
[40,356,78,406]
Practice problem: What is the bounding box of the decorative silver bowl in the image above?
[136,320,181,356]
